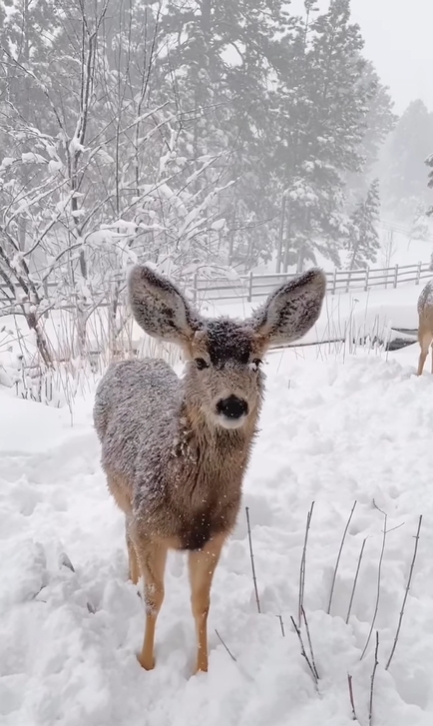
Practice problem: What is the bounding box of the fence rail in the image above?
[0,261,431,314]
[187,261,432,304]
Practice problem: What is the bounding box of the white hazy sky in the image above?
[350,0,433,114]
[290,0,433,115]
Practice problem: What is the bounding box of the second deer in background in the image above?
[417,280,433,375]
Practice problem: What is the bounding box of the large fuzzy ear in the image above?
[251,268,326,347]
[128,265,200,344]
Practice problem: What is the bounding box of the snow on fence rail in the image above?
[186,261,432,304]
[0,261,431,314]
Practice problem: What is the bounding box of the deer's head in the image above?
[128,266,326,430]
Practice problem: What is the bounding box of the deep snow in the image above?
[1,340,433,726]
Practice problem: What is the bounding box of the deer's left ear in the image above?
[251,268,326,347]
[128,265,201,344]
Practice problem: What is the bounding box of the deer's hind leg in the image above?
[188,533,226,674]
[126,518,140,585]
[106,474,139,582]
[417,333,433,376]
[133,538,167,670]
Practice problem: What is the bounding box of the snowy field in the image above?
[2,317,433,725]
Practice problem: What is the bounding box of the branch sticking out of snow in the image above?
[327,500,357,615]
[301,607,319,680]
[385,515,423,671]
[369,632,379,726]
[245,506,261,614]
[347,674,359,722]
[346,538,367,624]
[361,506,387,660]
[290,616,319,691]
[215,630,237,662]
[299,501,314,626]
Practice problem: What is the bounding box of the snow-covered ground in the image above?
[1,336,433,726]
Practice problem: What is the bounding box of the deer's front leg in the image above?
[188,533,226,673]
[134,539,167,670]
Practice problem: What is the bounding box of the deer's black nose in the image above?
[216,395,248,419]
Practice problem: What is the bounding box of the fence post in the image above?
[416,261,422,285]
[364,266,369,291]
[193,271,198,304]
[332,268,337,295]
[346,269,352,293]
[393,264,399,289]
[248,271,253,302]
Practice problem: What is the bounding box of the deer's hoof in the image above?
[137,653,155,671]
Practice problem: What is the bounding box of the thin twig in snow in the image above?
[346,538,367,624]
[301,607,319,680]
[245,506,261,613]
[299,501,315,626]
[290,616,319,689]
[347,673,358,721]
[361,509,387,660]
[369,632,379,726]
[328,500,357,615]
[277,614,285,637]
[215,629,237,662]
[385,515,422,670]
[386,522,405,534]
[59,552,75,572]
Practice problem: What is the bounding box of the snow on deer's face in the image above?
[185,319,266,431]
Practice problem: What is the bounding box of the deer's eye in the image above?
[195,358,209,370]
[250,358,262,372]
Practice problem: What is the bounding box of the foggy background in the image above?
[1,0,433,365]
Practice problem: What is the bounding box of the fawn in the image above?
[417,280,433,376]
[93,264,326,673]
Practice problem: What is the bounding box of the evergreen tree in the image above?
[379,99,433,221]
[346,178,380,269]
[410,203,430,240]
[344,60,396,203]
[272,0,382,270]
[150,0,291,268]
[426,152,433,216]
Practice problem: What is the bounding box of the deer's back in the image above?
[418,281,433,337]
[94,358,181,489]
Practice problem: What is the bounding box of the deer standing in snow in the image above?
[417,280,433,376]
[93,265,326,673]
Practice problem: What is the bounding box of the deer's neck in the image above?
[173,398,260,474]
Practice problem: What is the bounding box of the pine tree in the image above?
[344,60,396,203]
[150,0,290,267]
[272,0,383,270]
[379,100,433,221]
[347,179,380,269]
[426,152,433,216]
[410,203,430,240]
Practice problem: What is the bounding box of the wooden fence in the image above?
[188,261,432,304]
[0,261,431,314]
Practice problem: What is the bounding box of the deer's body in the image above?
[94,357,259,551]
[94,265,326,673]
[417,280,433,376]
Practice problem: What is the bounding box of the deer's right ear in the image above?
[128,265,200,344]
[251,268,326,348]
